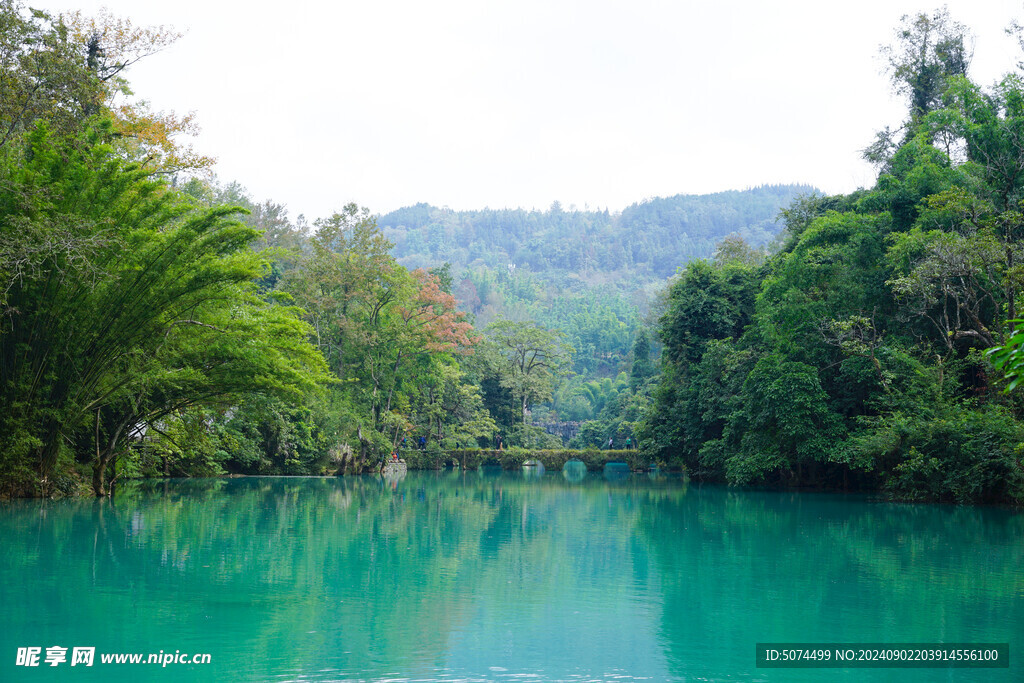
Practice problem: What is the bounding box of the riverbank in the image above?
[399,448,660,472]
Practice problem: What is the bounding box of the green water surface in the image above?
[0,472,1021,682]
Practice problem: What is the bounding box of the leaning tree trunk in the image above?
[92,459,108,497]
[91,411,130,497]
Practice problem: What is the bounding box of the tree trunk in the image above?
[91,410,129,496]
[92,457,108,497]
[36,421,62,486]
[1007,244,1016,336]
[92,409,107,496]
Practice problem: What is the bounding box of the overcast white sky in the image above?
[27,0,1024,218]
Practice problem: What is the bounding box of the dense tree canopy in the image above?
[4,3,1024,506]
[0,2,493,494]
[638,11,1024,503]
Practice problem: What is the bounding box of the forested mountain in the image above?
[379,185,815,284]
[377,186,814,390]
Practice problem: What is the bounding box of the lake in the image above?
[0,472,1021,681]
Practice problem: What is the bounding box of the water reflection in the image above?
[603,461,631,482]
[562,459,587,483]
[381,469,407,486]
[0,473,1020,682]
[479,464,503,477]
[521,461,545,479]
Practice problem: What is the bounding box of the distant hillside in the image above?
[378,184,817,283]
[377,184,818,380]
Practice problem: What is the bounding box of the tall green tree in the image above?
[882,8,971,138]
[483,318,572,424]
[0,123,328,495]
[284,208,482,465]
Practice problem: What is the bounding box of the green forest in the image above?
[377,185,809,422]
[1,3,1023,504]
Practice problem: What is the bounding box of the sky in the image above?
[26,0,1024,219]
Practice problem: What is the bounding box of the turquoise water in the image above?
[0,472,1021,682]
